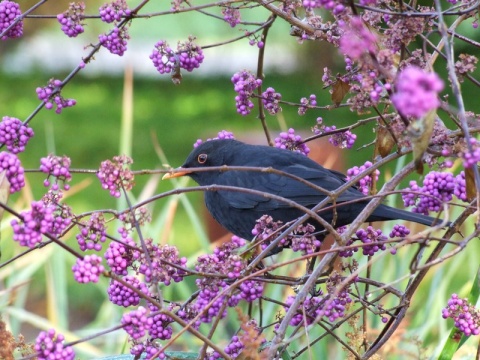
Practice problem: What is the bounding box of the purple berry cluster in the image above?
[0,151,24,192]
[239,279,264,302]
[0,0,23,40]
[454,171,467,201]
[303,0,345,13]
[231,70,262,115]
[137,240,187,285]
[460,137,480,169]
[194,237,248,322]
[40,154,72,190]
[193,130,235,148]
[389,224,410,238]
[34,329,75,360]
[150,40,176,74]
[108,275,150,307]
[355,226,387,256]
[314,118,357,149]
[36,79,76,114]
[261,87,282,115]
[104,232,139,275]
[391,66,444,119]
[274,128,310,156]
[339,16,377,60]
[176,36,205,72]
[290,223,322,255]
[252,215,290,250]
[298,94,317,115]
[122,306,153,340]
[325,127,357,149]
[0,116,34,154]
[99,0,131,23]
[97,154,134,198]
[11,201,56,248]
[57,2,85,38]
[99,26,130,56]
[150,37,204,75]
[346,161,379,195]
[285,287,351,326]
[224,335,244,358]
[147,304,174,341]
[222,6,241,27]
[72,254,105,283]
[442,294,480,336]
[76,212,107,251]
[402,171,458,215]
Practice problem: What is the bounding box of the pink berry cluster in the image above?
[274,128,310,156]
[36,79,77,114]
[108,275,150,307]
[0,116,34,154]
[355,226,387,256]
[146,303,174,341]
[402,170,460,215]
[442,294,480,336]
[137,240,187,285]
[97,154,134,197]
[345,161,379,196]
[40,154,72,190]
[194,236,255,323]
[131,341,166,360]
[104,230,139,275]
[303,0,345,13]
[11,201,64,248]
[298,94,317,115]
[252,215,290,251]
[99,0,131,23]
[290,223,322,255]
[231,70,262,115]
[0,151,24,192]
[34,329,75,360]
[0,0,23,40]
[339,16,377,60]
[261,87,282,115]
[122,305,173,357]
[76,212,107,251]
[57,2,85,38]
[460,137,480,169]
[99,26,130,56]
[150,37,204,75]
[284,286,351,326]
[176,36,205,72]
[72,254,105,283]
[222,6,241,27]
[391,66,444,119]
[193,130,235,148]
[313,118,357,149]
[150,40,176,74]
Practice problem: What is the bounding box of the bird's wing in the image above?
[215,163,364,210]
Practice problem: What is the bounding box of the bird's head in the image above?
[162,139,241,185]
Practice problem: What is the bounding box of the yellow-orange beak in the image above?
[162,168,191,180]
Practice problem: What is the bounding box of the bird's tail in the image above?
[370,204,448,227]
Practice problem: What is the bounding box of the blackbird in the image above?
[163,139,441,242]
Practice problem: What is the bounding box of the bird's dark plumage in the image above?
[164,139,441,241]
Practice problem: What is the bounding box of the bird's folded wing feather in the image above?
[215,164,364,210]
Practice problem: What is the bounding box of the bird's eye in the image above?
[197,154,208,164]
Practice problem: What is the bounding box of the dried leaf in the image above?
[406,111,436,174]
[375,125,395,158]
[331,78,351,106]
[465,167,476,201]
